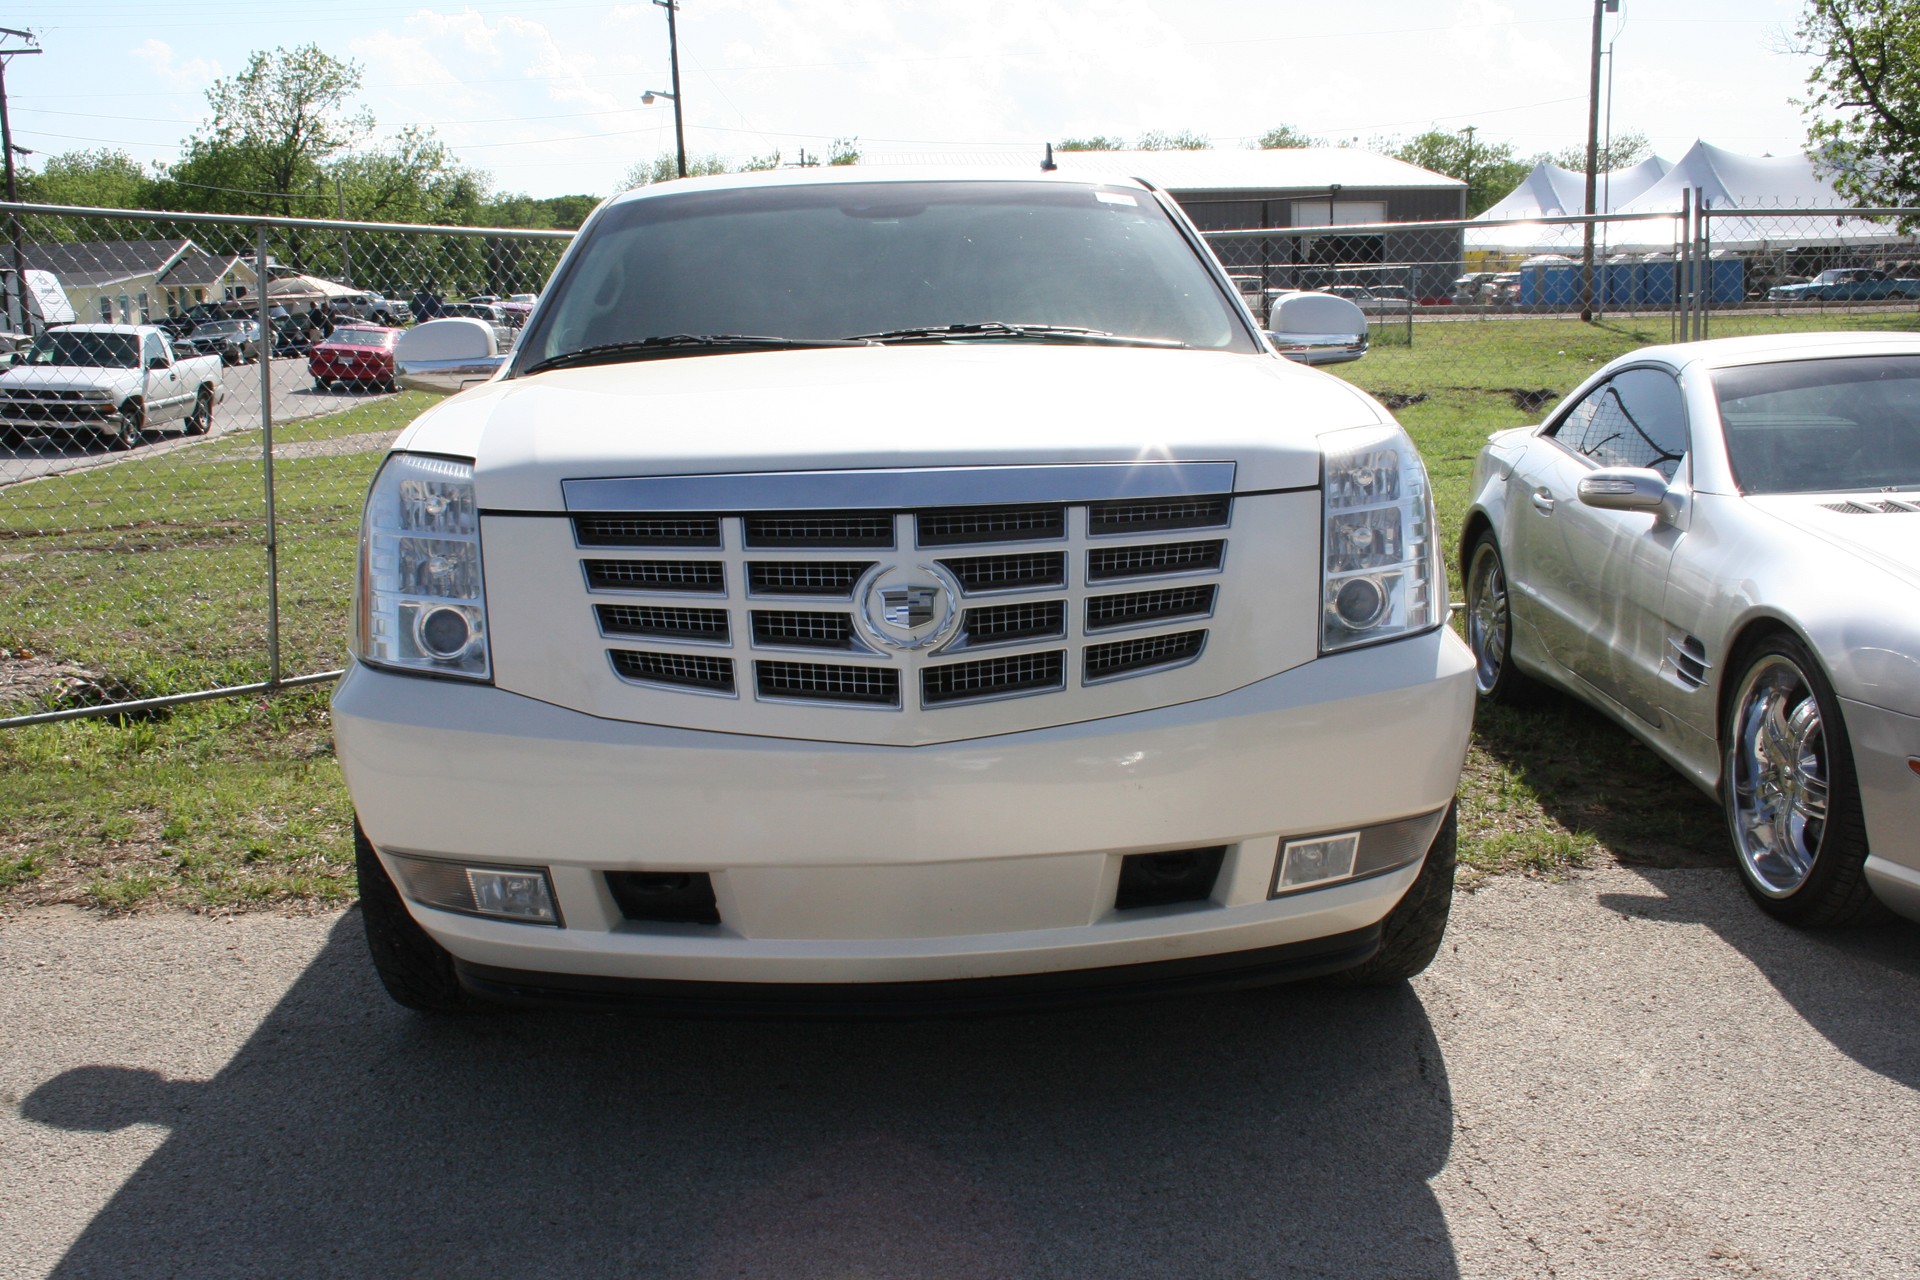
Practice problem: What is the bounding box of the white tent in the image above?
[1468,156,1673,252]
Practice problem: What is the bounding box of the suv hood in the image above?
[0,365,130,390]
[397,345,1386,509]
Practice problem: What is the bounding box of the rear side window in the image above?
[1546,367,1689,480]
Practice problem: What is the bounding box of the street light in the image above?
[650,0,686,179]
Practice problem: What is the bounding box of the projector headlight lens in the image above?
[1320,424,1446,653]
[355,452,490,680]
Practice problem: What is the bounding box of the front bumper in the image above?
[333,626,1476,987]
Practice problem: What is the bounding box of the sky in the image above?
[4,0,1823,200]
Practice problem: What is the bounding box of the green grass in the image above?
[0,312,1912,912]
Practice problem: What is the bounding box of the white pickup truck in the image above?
[0,323,224,450]
[335,168,1475,1015]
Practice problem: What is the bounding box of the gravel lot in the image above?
[3,862,1917,1279]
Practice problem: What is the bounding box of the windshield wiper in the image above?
[521,334,872,376]
[845,321,1189,349]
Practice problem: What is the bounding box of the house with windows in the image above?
[20,238,258,326]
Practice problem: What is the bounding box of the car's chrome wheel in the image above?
[1727,654,1827,894]
[1722,636,1879,925]
[1465,534,1535,704]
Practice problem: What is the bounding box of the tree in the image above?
[169,45,374,217]
[1545,129,1652,173]
[617,153,731,191]
[19,149,158,211]
[1392,129,1531,218]
[1135,129,1210,151]
[1056,136,1125,151]
[1251,125,1318,149]
[1796,0,1920,209]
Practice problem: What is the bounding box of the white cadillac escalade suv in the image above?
[331,168,1477,1013]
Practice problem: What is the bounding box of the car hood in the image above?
[1748,494,1920,592]
[394,345,1390,510]
[0,365,132,390]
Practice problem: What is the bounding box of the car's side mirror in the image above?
[146,354,169,370]
[1578,466,1670,511]
[1264,291,1369,365]
[395,318,505,396]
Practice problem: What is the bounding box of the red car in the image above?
[309,325,401,393]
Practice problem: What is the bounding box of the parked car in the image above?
[1451,273,1495,305]
[1461,331,1920,928]
[335,168,1475,1013]
[332,292,406,327]
[506,292,539,304]
[309,325,401,392]
[183,317,263,364]
[434,301,515,349]
[0,323,223,449]
[1323,285,1413,314]
[1768,267,1920,303]
[1485,273,1521,307]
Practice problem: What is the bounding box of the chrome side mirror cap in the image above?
[1263,291,1369,365]
[396,318,506,396]
[1578,466,1670,511]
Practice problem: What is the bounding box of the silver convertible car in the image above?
[1462,331,1920,927]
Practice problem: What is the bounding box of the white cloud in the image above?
[128,39,220,94]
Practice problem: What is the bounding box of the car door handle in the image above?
[1530,487,1556,515]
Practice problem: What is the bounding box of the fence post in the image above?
[257,223,281,687]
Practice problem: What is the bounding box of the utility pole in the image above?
[655,0,686,179]
[0,28,41,335]
[1580,0,1618,323]
[1461,125,1477,216]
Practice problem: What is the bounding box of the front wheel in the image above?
[106,401,145,451]
[1464,532,1537,704]
[1723,634,1880,926]
[356,821,477,1012]
[184,386,213,435]
[1328,803,1457,986]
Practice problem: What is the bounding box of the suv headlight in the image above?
[1320,424,1446,653]
[355,452,490,680]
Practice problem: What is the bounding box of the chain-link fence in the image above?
[1,197,1915,725]
[0,204,571,725]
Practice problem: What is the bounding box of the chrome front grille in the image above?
[572,482,1232,711]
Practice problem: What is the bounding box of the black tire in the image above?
[1722,633,1883,926]
[312,377,329,393]
[107,400,144,451]
[1329,803,1458,986]
[1464,532,1539,705]
[184,387,213,436]
[355,820,477,1012]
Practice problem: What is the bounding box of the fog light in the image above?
[385,852,561,926]
[1278,832,1360,890]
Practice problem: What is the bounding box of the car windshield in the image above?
[22,331,138,368]
[329,328,392,348]
[196,321,248,336]
[516,179,1254,373]
[1713,354,1920,493]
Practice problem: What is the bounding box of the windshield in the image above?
[328,328,393,348]
[1713,354,1920,493]
[23,331,138,368]
[516,180,1253,373]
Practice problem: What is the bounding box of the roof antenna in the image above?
[1041,143,1057,172]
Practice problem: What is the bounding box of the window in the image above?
[99,297,114,321]
[118,293,131,323]
[143,332,168,366]
[1546,367,1689,480]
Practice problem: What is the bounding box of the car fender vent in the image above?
[1666,633,1711,690]
[1115,846,1227,910]
[605,871,721,925]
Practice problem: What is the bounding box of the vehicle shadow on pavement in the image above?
[23,910,1462,1280]
[1596,866,1920,1091]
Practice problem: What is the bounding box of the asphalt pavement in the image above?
[0,355,388,487]
[2,862,1917,1279]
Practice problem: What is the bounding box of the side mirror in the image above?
[1577,466,1670,511]
[1263,291,1369,365]
[395,318,505,396]
[146,354,169,370]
